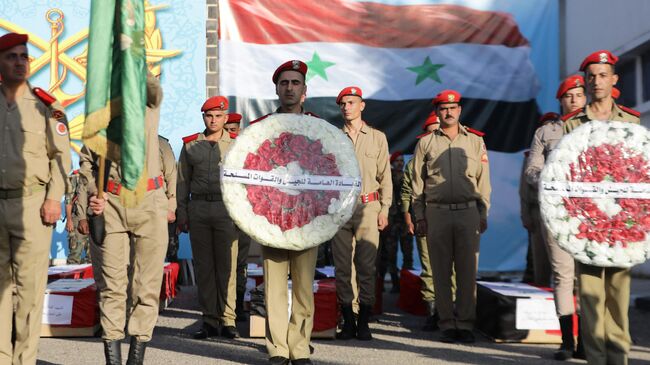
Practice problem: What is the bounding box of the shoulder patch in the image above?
[32,87,57,106]
[249,113,271,125]
[229,132,238,139]
[416,131,432,139]
[466,127,485,137]
[56,121,68,136]
[561,108,583,122]
[51,109,67,122]
[304,111,321,118]
[617,104,640,118]
[182,133,200,144]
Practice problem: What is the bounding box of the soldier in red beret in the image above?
[565,50,640,365]
[225,112,243,134]
[0,32,72,363]
[177,96,240,340]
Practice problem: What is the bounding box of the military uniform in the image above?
[0,76,71,363]
[158,135,178,261]
[78,76,168,349]
[65,171,91,264]
[411,121,491,334]
[177,129,238,331]
[563,102,639,365]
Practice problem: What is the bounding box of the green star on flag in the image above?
[306,52,335,81]
[407,56,445,85]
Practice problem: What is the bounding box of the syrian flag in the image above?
[218,0,543,153]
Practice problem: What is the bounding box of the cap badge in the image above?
[599,52,608,63]
[351,88,357,95]
[292,60,300,70]
[448,94,455,102]
[219,101,225,109]
[575,79,581,87]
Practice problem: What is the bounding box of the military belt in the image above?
[191,193,223,202]
[429,200,477,210]
[0,184,46,200]
[106,176,164,195]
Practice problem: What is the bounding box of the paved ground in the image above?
[37,278,650,365]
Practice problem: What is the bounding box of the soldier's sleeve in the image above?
[64,176,74,205]
[410,139,427,222]
[159,139,177,212]
[525,128,546,186]
[176,145,191,224]
[376,132,392,217]
[519,156,532,228]
[44,101,72,201]
[76,147,96,220]
[476,138,491,222]
[400,159,414,214]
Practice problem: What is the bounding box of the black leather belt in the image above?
[191,193,223,202]
[429,201,477,210]
[0,184,45,199]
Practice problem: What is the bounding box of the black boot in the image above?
[336,305,357,340]
[357,304,373,341]
[235,294,247,322]
[126,337,147,365]
[573,315,585,359]
[103,340,122,365]
[390,272,400,293]
[422,301,439,331]
[554,315,575,360]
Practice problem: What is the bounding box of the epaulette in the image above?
[618,104,640,117]
[466,127,485,137]
[182,133,200,144]
[416,131,432,139]
[229,132,238,139]
[72,169,80,174]
[561,108,583,122]
[305,111,321,118]
[32,87,57,106]
[249,114,271,125]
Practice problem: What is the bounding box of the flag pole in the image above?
[97,156,105,200]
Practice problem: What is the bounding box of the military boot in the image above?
[554,315,575,360]
[126,337,147,365]
[357,304,373,341]
[336,305,357,340]
[422,301,439,331]
[103,340,122,365]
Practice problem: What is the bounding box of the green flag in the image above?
[83,0,146,191]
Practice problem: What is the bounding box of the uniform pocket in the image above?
[21,123,46,155]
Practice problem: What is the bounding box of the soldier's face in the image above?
[586,64,618,101]
[560,87,586,115]
[276,71,306,108]
[203,109,228,134]
[339,95,365,122]
[224,122,240,134]
[0,44,29,83]
[436,103,461,126]
[392,156,404,171]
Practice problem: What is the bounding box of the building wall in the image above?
[207,0,219,97]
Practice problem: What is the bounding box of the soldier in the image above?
[525,76,587,361]
[411,90,491,344]
[332,86,392,341]
[176,96,239,340]
[65,170,91,264]
[158,135,178,262]
[251,60,318,365]
[0,32,71,365]
[224,112,242,134]
[563,50,640,365]
[82,73,168,365]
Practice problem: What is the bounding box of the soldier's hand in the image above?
[89,195,106,215]
[41,199,62,225]
[404,213,415,235]
[480,219,488,234]
[415,219,427,237]
[78,219,90,235]
[167,210,176,223]
[377,214,388,231]
[65,218,74,233]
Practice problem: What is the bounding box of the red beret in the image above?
[336,86,363,104]
[432,89,461,105]
[539,112,560,124]
[579,50,618,72]
[556,75,584,99]
[422,111,439,130]
[612,87,620,99]
[272,60,308,84]
[201,96,228,112]
[390,151,403,163]
[0,33,28,52]
[226,113,242,123]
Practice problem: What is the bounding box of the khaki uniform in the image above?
[563,103,639,365]
[158,136,179,261]
[0,86,71,364]
[525,120,574,314]
[332,123,392,306]
[78,77,168,342]
[177,131,238,328]
[65,173,91,264]
[411,124,491,331]
[236,229,251,308]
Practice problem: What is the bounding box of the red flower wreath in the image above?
[563,143,650,247]
[243,132,342,231]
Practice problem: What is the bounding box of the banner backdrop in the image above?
[1,0,205,260]
[219,0,560,271]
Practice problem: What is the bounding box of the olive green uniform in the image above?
[0,86,71,364]
[564,103,639,365]
[411,124,491,331]
[65,172,91,264]
[177,131,238,328]
[158,135,178,261]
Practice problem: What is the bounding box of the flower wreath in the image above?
[539,121,650,268]
[221,114,361,250]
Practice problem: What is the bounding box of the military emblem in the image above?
[448,94,455,102]
[575,79,581,87]
[52,109,66,122]
[599,52,608,63]
[56,121,68,136]
[219,101,225,109]
[351,88,357,95]
[292,60,300,70]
